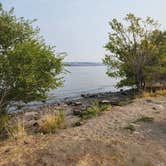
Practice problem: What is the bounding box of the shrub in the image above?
[81,101,110,119]
[40,112,65,134]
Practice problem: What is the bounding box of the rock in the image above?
[32,122,39,127]
[88,94,97,98]
[24,140,29,145]
[4,149,10,153]
[99,100,111,105]
[25,119,39,127]
[73,101,82,106]
[120,89,124,92]
[146,99,153,103]
[66,101,73,105]
[81,94,87,98]
[74,121,84,127]
[81,105,88,111]
[156,105,164,110]
[73,109,82,116]
[152,107,157,110]
[24,111,38,121]
[121,91,128,95]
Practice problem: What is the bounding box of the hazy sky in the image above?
[1,0,166,62]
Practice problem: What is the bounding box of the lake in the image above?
[18,66,120,109]
[49,66,119,100]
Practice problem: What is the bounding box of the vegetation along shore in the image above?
[0,2,165,166]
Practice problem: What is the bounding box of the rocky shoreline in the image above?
[1,93,166,165]
[12,89,136,134]
[21,88,135,112]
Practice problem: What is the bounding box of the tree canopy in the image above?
[0,4,65,113]
[103,13,166,90]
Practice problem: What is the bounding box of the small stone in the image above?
[4,149,10,153]
[146,99,153,103]
[73,101,82,106]
[73,109,82,116]
[81,94,87,98]
[66,101,73,105]
[24,140,29,145]
[99,100,111,104]
[74,121,84,127]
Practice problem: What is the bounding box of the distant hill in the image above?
[64,62,104,67]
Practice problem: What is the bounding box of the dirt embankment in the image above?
[0,96,166,166]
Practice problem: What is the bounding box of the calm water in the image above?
[17,66,119,109]
[49,66,119,100]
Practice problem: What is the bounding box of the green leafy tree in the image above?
[103,13,164,90]
[142,30,166,89]
[0,4,65,114]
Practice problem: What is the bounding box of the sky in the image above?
[1,0,166,62]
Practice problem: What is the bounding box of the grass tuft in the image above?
[80,101,110,119]
[124,124,136,132]
[39,111,65,134]
[134,116,154,123]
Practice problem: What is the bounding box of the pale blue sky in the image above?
[1,0,166,62]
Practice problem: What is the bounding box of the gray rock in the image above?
[73,109,82,116]
[24,111,38,121]
[73,101,82,106]
[74,121,84,127]
[99,100,111,104]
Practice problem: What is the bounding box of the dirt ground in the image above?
[0,96,165,166]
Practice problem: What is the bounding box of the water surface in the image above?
[49,66,118,100]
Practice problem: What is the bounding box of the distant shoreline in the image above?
[64,62,104,67]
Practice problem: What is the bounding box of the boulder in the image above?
[24,111,38,121]
[73,109,82,116]
[66,101,73,105]
[74,121,84,127]
[73,101,82,106]
[99,100,111,105]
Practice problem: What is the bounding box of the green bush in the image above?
[81,101,110,119]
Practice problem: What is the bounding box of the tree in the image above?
[0,4,65,114]
[144,30,166,89]
[103,13,165,90]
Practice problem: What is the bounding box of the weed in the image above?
[118,99,132,106]
[124,124,135,132]
[80,101,110,119]
[134,116,154,123]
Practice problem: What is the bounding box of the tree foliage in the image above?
[0,4,65,113]
[103,13,166,90]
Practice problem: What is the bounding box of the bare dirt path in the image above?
[0,96,166,166]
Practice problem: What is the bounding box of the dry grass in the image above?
[6,118,27,141]
[140,89,166,98]
[39,111,65,134]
